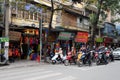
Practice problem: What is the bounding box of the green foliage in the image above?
[72,0,120,21]
[89,13,96,25]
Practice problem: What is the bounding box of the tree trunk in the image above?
[91,0,103,47]
[48,0,54,37]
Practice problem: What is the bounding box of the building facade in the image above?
[0,0,96,61]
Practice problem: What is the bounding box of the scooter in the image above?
[51,53,66,64]
[105,49,114,62]
[64,51,76,66]
[77,51,85,67]
[77,51,92,67]
[95,51,108,65]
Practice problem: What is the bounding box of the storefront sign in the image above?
[48,35,56,42]
[95,38,103,42]
[0,37,9,43]
[3,31,21,41]
[57,32,72,40]
[9,31,21,41]
[75,32,88,43]
[104,37,113,43]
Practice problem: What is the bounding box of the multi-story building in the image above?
[0,0,96,60]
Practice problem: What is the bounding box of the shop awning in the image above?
[57,32,72,40]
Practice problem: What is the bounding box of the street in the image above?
[0,60,120,80]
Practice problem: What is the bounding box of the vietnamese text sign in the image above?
[58,32,72,40]
[75,32,88,43]
[3,31,21,41]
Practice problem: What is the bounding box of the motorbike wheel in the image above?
[88,59,92,66]
[110,54,114,62]
[52,60,56,64]
[0,56,8,65]
[64,60,70,66]
[77,60,83,67]
[96,58,100,65]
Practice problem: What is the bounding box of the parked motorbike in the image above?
[64,51,77,66]
[95,51,108,65]
[105,49,114,62]
[90,50,96,62]
[77,51,92,67]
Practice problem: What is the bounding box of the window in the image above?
[83,19,89,26]
[17,10,23,18]
[24,11,29,19]
[30,12,33,20]
[17,10,20,18]
[79,17,83,23]
[34,12,37,20]
[77,17,83,27]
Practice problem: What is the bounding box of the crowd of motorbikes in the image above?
[46,46,114,67]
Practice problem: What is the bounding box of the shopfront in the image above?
[95,37,104,47]
[57,32,74,55]
[75,32,88,50]
[20,28,39,60]
[103,37,113,47]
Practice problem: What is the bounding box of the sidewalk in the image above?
[0,60,46,70]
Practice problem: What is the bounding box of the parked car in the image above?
[112,48,120,59]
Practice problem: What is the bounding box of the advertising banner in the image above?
[75,32,88,43]
[2,31,21,41]
[57,32,72,40]
[95,37,103,42]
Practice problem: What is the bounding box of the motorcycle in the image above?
[105,49,114,62]
[51,54,64,64]
[51,49,66,64]
[90,50,96,62]
[64,51,77,66]
[95,51,108,65]
[77,51,92,67]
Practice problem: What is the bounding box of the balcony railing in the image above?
[62,19,89,30]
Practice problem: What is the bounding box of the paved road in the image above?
[0,60,120,80]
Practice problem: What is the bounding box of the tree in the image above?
[71,0,120,47]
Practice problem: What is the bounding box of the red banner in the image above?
[75,32,88,43]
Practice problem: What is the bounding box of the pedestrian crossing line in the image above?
[56,76,76,80]
[59,64,100,71]
[69,65,106,71]
[0,68,45,78]
[22,73,62,80]
[0,66,43,73]
[1,70,54,80]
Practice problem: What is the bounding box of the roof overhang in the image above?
[33,0,51,7]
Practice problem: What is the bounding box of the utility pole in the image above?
[4,0,9,37]
[39,11,42,63]
[4,0,10,63]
